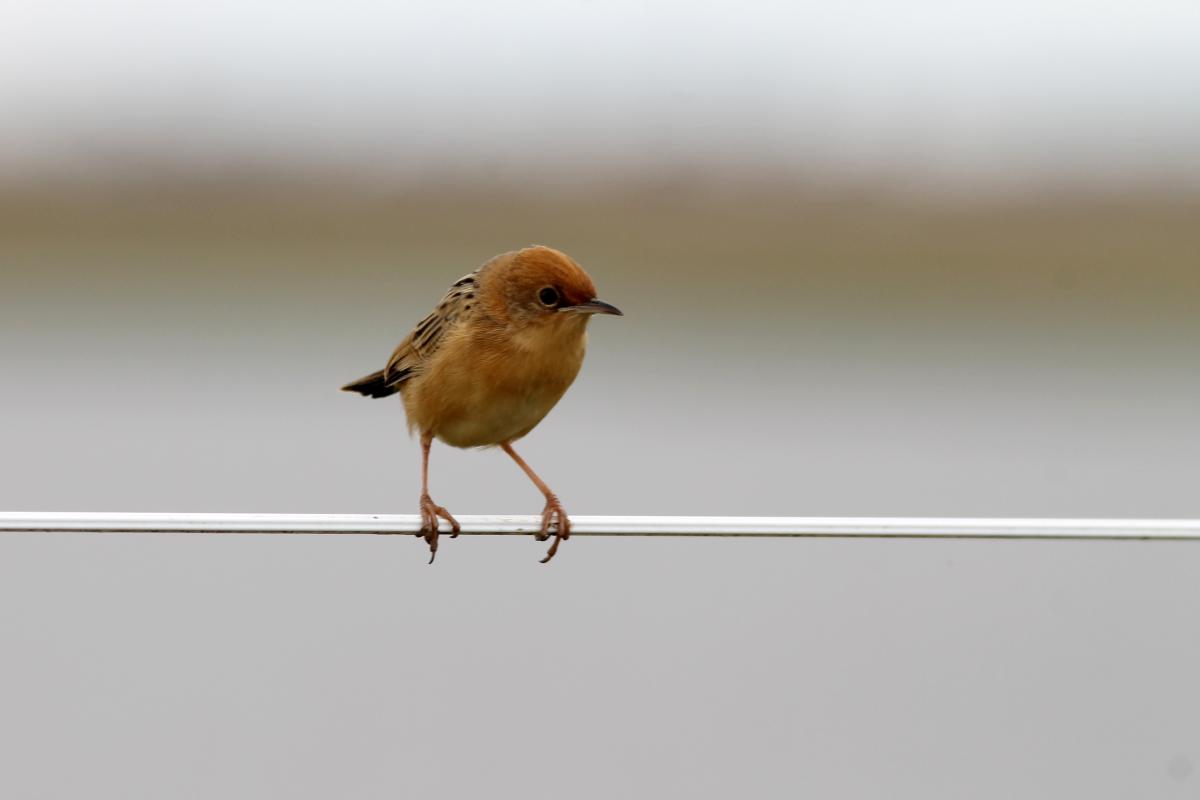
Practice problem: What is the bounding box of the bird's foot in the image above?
[537,495,571,564]
[418,493,460,564]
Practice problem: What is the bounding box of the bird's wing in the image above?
[383,270,480,387]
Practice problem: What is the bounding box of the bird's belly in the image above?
[406,325,587,448]
[412,360,582,448]
[435,388,561,447]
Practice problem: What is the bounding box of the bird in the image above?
[342,245,622,563]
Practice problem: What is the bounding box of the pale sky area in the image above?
[3,0,1200,186]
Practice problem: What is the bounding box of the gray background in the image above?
[2,3,1200,798]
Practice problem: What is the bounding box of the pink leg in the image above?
[418,433,459,563]
[501,442,570,563]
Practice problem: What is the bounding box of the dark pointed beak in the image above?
[562,299,623,316]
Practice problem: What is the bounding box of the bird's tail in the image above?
[341,370,398,398]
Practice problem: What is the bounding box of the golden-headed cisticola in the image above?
[342,245,622,563]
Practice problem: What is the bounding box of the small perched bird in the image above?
[342,245,622,563]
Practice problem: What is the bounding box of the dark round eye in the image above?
[538,286,559,307]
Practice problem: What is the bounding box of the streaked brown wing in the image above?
[382,270,480,388]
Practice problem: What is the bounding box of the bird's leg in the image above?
[418,433,459,564]
[500,442,571,563]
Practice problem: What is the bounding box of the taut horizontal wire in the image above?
[2,512,1200,540]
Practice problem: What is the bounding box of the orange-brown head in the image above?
[481,245,622,326]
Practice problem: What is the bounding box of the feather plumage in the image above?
[341,270,480,398]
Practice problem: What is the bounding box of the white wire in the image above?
[2,512,1199,540]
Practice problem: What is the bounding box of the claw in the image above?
[419,493,459,564]
[537,496,571,564]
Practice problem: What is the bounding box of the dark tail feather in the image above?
[341,370,398,399]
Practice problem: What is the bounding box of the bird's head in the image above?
[488,245,622,329]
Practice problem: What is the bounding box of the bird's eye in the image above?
[538,286,559,307]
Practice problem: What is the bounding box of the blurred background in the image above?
[2,2,1199,798]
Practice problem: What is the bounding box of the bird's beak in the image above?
[561,299,623,316]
